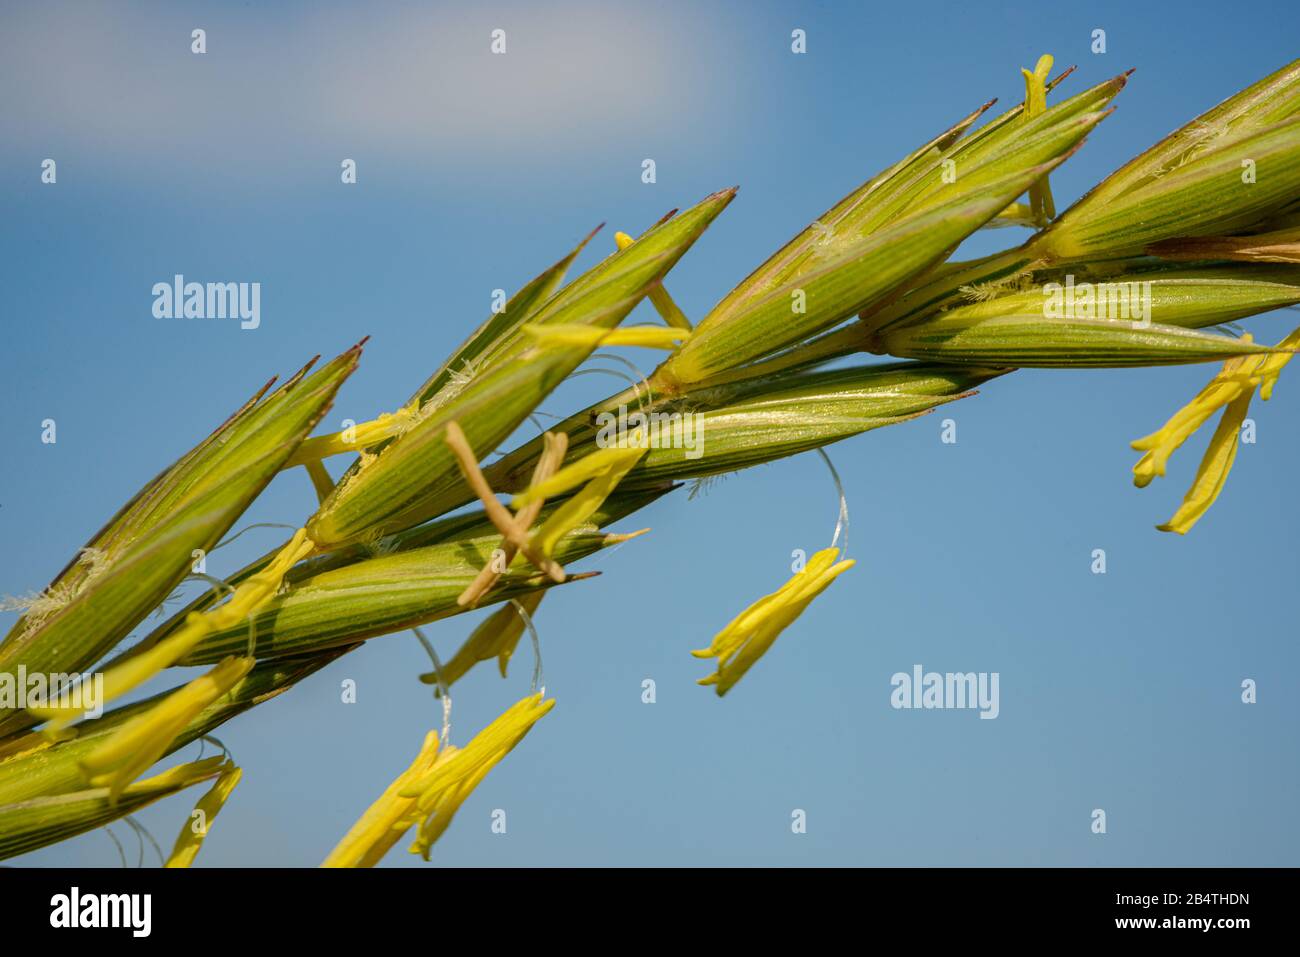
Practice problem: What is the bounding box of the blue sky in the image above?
[2,0,1297,866]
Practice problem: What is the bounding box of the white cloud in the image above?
[1,1,720,173]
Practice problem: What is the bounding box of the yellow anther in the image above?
[1133,326,1299,533]
[692,547,855,696]
[396,694,554,860]
[425,592,545,687]
[80,657,253,802]
[322,731,443,868]
[164,763,242,867]
[511,446,646,510]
